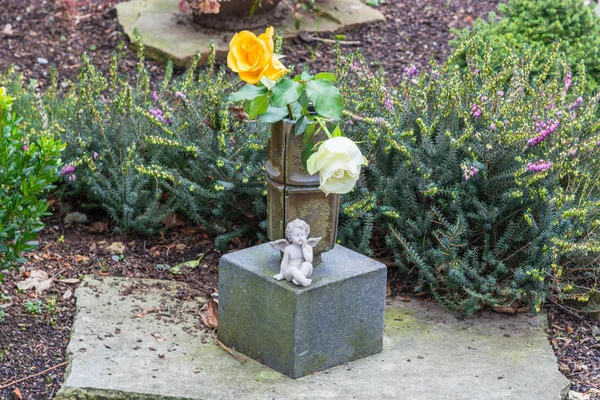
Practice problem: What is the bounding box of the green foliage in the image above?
[23,300,43,315]
[0,87,64,281]
[3,44,268,247]
[451,0,600,93]
[0,310,4,323]
[337,41,600,315]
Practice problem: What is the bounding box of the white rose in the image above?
[306,136,367,195]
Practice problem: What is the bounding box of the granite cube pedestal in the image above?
[218,243,386,379]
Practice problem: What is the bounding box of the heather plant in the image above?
[0,87,65,282]
[6,42,270,246]
[451,0,600,93]
[336,41,600,315]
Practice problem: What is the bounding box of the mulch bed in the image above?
[0,0,501,87]
[1,0,599,399]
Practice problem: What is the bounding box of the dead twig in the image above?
[0,355,80,390]
[133,306,163,318]
[211,329,246,364]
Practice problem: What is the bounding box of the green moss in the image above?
[384,307,432,336]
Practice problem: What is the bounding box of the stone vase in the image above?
[192,0,283,30]
[266,119,340,255]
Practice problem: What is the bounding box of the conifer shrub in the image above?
[0,88,65,281]
[337,41,600,315]
[451,0,600,93]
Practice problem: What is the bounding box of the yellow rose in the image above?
[227,26,286,84]
[306,137,367,195]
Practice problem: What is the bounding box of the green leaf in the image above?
[301,142,317,170]
[295,116,310,136]
[271,78,302,107]
[303,123,316,145]
[169,255,204,274]
[301,71,314,82]
[260,76,276,90]
[297,92,310,109]
[258,106,289,123]
[305,79,343,120]
[247,95,269,119]
[315,72,336,82]
[331,126,343,137]
[229,85,268,102]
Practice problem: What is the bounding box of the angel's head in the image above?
[286,219,310,246]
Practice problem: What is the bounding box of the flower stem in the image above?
[318,119,332,139]
[287,104,294,120]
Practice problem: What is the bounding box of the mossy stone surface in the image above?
[218,244,387,378]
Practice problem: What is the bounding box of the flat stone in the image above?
[57,276,570,400]
[218,244,387,378]
[116,0,385,67]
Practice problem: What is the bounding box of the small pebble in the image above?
[37,57,48,65]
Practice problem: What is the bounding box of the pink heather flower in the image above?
[93,152,99,160]
[497,91,504,97]
[61,165,75,175]
[480,96,488,102]
[68,174,77,182]
[22,145,29,151]
[152,91,158,102]
[175,91,187,100]
[403,65,417,80]
[567,97,583,111]
[490,123,496,131]
[527,160,552,173]
[564,72,572,92]
[528,119,559,147]
[463,165,479,181]
[471,103,482,118]
[384,97,394,111]
[503,119,509,126]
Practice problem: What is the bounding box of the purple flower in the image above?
[471,103,482,118]
[527,160,552,173]
[61,165,75,175]
[463,165,479,181]
[474,69,480,75]
[497,91,504,97]
[567,97,583,111]
[528,119,559,147]
[22,145,29,151]
[480,96,488,102]
[503,119,509,126]
[564,72,572,92]
[490,123,496,131]
[175,91,187,100]
[384,97,394,111]
[403,65,418,80]
[152,91,159,102]
[93,152,99,160]
[68,174,77,182]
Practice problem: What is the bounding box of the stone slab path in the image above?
[116,0,385,67]
[56,276,570,400]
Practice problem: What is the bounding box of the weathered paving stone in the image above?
[57,276,570,400]
[116,0,386,67]
[218,244,387,378]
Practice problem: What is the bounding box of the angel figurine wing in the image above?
[269,238,290,253]
[307,237,322,248]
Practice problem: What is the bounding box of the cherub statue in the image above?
[269,219,322,287]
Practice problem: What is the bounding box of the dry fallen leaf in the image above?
[63,289,73,300]
[88,221,109,233]
[74,255,90,262]
[491,306,517,314]
[162,214,186,229]
[106,242,126,255]
[16,270,53,294]
[201,299,218,329]
[11,387,22,400]
[398,296,411,302]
